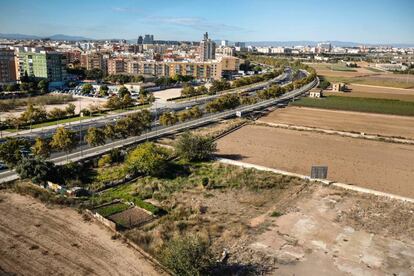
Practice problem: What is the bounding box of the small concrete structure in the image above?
[332,83,346,92]
[309,90,323,98]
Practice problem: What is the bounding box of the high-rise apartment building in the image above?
[137,36,143,45]
[107,58,126,75]
[221,40,229,47]
[80,52,106,71]
[0,48,17,84]
[18,50,67,82]
[143,34,154,44]
[199,32,216,61]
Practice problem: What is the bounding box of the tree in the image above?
[48,107,67,119]
[196,85,208,95]
[65,103,76,116]
[121,94,134,109]
[85,127,106,146]
[209,79,230,94]
[181,84,196,97]
[105,95,122,109]
[33,137,51,158]
[0,138,31,168]
[99,84,109,97]
[159,112,178,126]
[50,127,77,155]
[118,85,130,98]
[161,235,214,276]
[86,68,104,80]
[38,80,49,94]
[174,132,216,161]
[205,94,240,113]
[15,157,56,184]
[125,142,170,176]
[104,124,117,140]
[20,104,47,124]
[81,83,93,95]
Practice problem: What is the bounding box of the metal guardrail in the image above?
[0,77,317,183]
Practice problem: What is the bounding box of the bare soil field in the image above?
[126,164,414,275]
[109,207,154,229]
[259,106,414,139]
[325,84,414,102]
[245,184,414,275]
[217,125,414,198]
[0,192,165,276]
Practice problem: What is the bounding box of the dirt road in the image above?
[0,192,165,276]
[217,125,414,198]
[259,106,414,139]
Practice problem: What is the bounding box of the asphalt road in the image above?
[1,70,291,141]
[0,77,317,183]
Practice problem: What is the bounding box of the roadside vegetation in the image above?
[292,95,414,116]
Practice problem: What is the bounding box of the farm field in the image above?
[259,106,414,139]
[217,124,414,198]
[0,191,165,276]
[291,95,414,116]
[307,62,414,88]
[325,84,414,102]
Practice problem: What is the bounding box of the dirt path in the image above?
[0,192,165,276]
[259,107,414,139]
[217,125,414,198]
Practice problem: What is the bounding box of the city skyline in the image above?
[0,0,413,44]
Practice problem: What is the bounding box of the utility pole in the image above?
[79,98,83,157]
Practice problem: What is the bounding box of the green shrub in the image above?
[160,235,214,276]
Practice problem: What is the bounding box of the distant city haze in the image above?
[0,0,413,44]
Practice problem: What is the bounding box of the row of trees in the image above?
[4,103,76,129]
[159,106,203,126]
[180,84,208,97]
[0,79,48,94]
[205,94,241,113]
[104,74,145,84]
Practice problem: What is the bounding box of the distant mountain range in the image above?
[0,33,91,41]
[1,33,413,47]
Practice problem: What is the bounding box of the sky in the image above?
[0,0,413,44]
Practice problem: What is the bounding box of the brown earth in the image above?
[325,84,414,102]
[0,192,165,276]
[244,184,414,275]
[307,63,414,88]
[217,125,414,198]
[259,106,414,139]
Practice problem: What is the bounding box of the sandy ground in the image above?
[259,106,414,139]
[326,84,414,102]
[0,192,165,276]
[245,184,414,275]
[0,96,105,119]
[217,125,414,198]
[153,88,182,101]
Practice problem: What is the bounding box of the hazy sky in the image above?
[0,0,413,43]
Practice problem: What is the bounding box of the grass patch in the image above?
[270,211,283,217]
[94,202,129,217]
[292,95,414,116]
[326,65,357,72]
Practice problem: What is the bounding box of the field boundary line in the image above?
[254,121,414,145]
[216,158,414,203]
